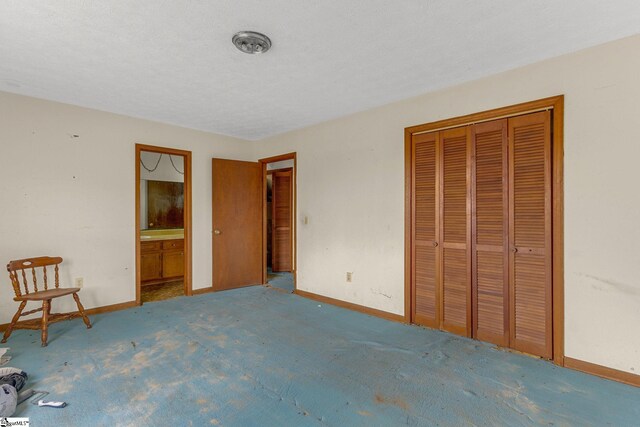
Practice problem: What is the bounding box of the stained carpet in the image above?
[5,285,640,426]
[266,269,294,292]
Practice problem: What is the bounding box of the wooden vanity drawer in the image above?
[140,241,162,252]
[162,239,184,250]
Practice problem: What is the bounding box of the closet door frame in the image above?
[404,95,564,366]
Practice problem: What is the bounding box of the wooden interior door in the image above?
[472,120,509,346]
[212,158,262,291]
[411,131,440,328]
[508,111,553,358]
[272,168,293,272]
[440,126,472,336]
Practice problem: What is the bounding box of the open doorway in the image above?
[135,144,192,304]
[260,153,296,292]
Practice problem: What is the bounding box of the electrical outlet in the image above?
[74,277,84,288]
[346,272,353,283]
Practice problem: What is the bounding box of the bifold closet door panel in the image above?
[472,120,509,346]
[440,126,471,336]
[411,132,440,327]
[508,111,552,359]
[272,169,293,272]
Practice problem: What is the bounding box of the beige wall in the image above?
[252,34,640,374]
[0,91,253,320]
[2,34,638,375]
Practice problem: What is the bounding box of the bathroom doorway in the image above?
[260,153,296,292]
[135,144,192,304]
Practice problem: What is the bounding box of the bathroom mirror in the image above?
[140,151,185,230]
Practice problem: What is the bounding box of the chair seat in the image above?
[15,287,80,301]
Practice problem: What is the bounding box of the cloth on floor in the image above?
[0,367,28,392]
[0,384,17,417]
[0,348,10,367]
[0,367,22,376]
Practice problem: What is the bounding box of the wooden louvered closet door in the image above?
[472,120,509,346]
[272,169,293,272]
[410,110,553,358]
[411,132,440,328]
[508,111,552,358]
[440,127,471,336]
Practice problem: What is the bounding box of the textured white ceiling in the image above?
[1,1,640,140]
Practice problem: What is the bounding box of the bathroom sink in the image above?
[140,229,184,241]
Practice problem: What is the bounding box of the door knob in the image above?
[214,229,221,235]
[512,247,518,253]
[433,241,439,247]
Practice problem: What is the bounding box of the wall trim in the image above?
[0,300,137,332]
[564,357,640,388]
[84,300,137,316]
[295,289,404,323]
[192,287,215,295]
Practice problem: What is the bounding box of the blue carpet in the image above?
[267,270,294,292]
[4,285,639,426]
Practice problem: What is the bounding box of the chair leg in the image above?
[73,293,92,329]
[41,299,51,347]
[1,300,27,343]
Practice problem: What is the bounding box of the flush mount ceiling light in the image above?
[232,31,272,54]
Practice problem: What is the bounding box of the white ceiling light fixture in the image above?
[232,31,272,54]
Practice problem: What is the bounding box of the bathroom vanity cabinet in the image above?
[140,238,184,284]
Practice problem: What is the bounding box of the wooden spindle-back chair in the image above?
[3,256,91,347]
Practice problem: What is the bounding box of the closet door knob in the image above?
[214,229,221,235]
[512,247,518,253]
[433,241,439,247]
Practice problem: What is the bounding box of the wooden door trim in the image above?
[259,153,297,290]
[407,96,562,135]
[260,153,297,164]
[404,129,413,322]
[551,98,565,366]
[404,95,564,365]
[135,144,193,306]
